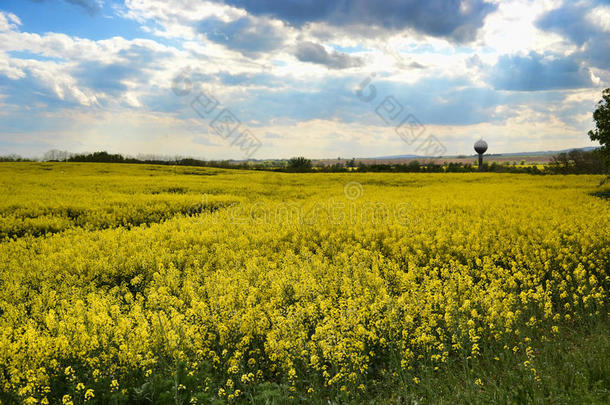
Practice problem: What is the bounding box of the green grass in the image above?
[101,315,609,404]
[364,317,610,404]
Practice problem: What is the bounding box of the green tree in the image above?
[286,156,312,172]
[589,88,610,166]
[548,149,606,174]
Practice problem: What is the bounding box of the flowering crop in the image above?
[0,163,608,403]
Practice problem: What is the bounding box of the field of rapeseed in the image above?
[0,162,608,404]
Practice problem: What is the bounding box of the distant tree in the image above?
[43,149,71,161]
[548,149,606,174]
[319,162,347,172]
[589,88,610,168]
[287,157,312,172]
[68,151,126,163]
[0,154,30,162]
[407,160,421,172]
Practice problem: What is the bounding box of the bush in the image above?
[286,157,312,172]
[547,149,607,174]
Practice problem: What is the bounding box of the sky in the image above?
[0,0,609,160]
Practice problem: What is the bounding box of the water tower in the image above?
[474,139,488,172]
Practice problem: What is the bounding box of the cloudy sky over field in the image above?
[0,0,609,159]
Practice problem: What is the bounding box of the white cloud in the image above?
[0,1,607,158]
[0,11,21,32]
[587,5,610,32]
[478,0,571,55]
[119,0,245,39]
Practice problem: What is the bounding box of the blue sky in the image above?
[0,0,608,159]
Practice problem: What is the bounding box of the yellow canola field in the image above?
[0,163,608,402]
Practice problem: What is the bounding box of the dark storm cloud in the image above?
[198,16,286,56]
[489,52,593,91]
[218,0,497,42]
[295,41,363,69]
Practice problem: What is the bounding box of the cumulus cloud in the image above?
[537,1,602,46]
[72,44,171,97]
[489,52,594,91]
[0,12,21,32]
[294,41,363,69]
[1,58,100,107]
[0,0,607,158]
[218,0,497,42]
[0,18,184,109]
[198,16,286,56]
[536,0,610,69]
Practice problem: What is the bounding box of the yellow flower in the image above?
[110,380,119,391]
[0,166,607,402]
[84,389,95,401]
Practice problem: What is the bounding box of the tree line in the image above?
[1,149,606,174]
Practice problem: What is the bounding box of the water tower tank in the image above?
[474,139,488,155]
[474,139,488,171]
